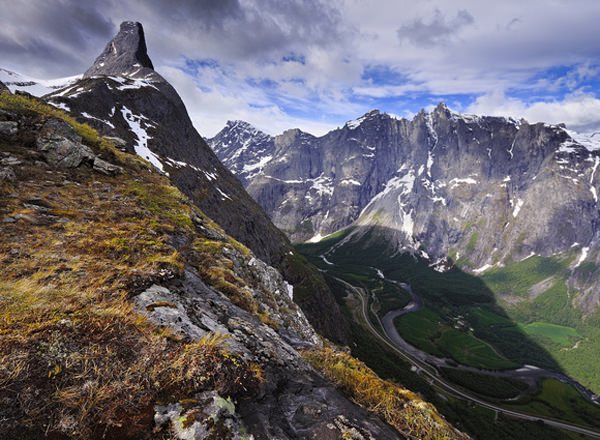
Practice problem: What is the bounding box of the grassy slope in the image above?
[0,93,270,439]
[0,93,471,440]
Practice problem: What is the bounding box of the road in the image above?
[334,276,600,439]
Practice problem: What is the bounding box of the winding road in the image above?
[333,275,600,439]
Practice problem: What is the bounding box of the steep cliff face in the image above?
[211,104,600,315]
[40,21,346,342]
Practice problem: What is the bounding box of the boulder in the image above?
[0,121,18,137]
[0,166,16,181]
[36,118,95,168]
[93,157,123,175]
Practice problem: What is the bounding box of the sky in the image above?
[1,0,600,137]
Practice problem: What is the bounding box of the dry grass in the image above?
[302,346,469,440]
[0,94,264,439]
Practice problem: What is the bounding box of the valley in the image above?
[296,228,600,438]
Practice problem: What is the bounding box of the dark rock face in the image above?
[44,21,347,342]
[83,21,157,80]
[0,80,8,92]
[211,104,600,315]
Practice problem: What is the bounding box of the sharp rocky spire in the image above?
[83,21,161,81]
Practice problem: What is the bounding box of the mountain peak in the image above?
[345,109,381,129]
[433,102,449,112]
[83,21,158,80]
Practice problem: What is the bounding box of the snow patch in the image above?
[564,130,600,152]
[449,177,477,188]
[0,68,81,96]
[473,264,493,274]
[512,199,524,217]
[346,114,367,129]
[80,112,115,129]
[427,151,434,177]
[120,106,163,171]
[242,155,272,173]
[307,233,323,243]
[575,247,589,268]
[340,178,361,186]
[105,76,159,91]
[215,187,231,201]
[590,156,599,202]
[284,282,294,300]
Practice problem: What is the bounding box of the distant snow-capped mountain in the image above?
[0,68,81,96]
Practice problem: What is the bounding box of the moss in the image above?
[146,301,177,311]
[466,231,479,253]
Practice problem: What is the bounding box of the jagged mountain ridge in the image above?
[210,105,600,315]
[33,21,345,342]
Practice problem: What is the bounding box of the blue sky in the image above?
[1,0,600,136]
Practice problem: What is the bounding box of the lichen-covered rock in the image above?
[93,156,123,175]
[0,166,16,181]
[0,121,18,137]
[135,270,404,439]
[154,391,251,440]
[36,118,95,168]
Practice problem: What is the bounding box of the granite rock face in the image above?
[43,21,347,342]
[211,104,600,315]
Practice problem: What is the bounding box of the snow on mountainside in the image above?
[0,68,81,96]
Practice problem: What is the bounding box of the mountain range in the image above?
[210,106,600,317]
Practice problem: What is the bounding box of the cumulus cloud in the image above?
[467,90,600,132]
[396,9,474,47]
[1,0,600,134]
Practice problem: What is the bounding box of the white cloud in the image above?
[3,0,600,133]
[467,90,600,132]
[159,65,340,137]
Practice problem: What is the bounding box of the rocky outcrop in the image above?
[0,121,18,136]
[135,271,404,440]
[43,21,347,343]
[92,156,122,175]
[36,118,95,167]
[0,80,8,92]
[33,117,122,174]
